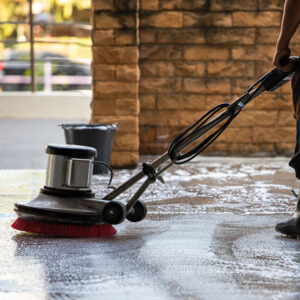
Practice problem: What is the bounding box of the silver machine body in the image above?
[45,154,93,191]
[43,144,97,192]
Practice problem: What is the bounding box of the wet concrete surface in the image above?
[1,157,300,299]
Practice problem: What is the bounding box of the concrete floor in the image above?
[1,156,300,300]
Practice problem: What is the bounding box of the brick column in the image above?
[91,0,139,168]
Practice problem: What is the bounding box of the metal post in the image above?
[44,61,52,92]
[28,0,35,92]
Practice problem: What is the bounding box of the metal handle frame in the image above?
[102,62,297,212]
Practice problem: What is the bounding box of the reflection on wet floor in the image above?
[1,157,300,299]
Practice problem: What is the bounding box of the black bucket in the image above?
[61,123,117,174]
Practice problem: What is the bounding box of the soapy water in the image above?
[0,156,297,217]
[92,157,297,217]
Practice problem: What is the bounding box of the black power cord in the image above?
[93,161,115,189]
[168,103,239,164]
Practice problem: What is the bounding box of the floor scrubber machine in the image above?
[12,57,299,237]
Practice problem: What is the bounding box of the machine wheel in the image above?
[103,201,126,225]
[126,200,147,223]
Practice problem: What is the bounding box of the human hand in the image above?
[273,47,294,72]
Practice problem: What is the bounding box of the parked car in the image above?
[0,50,91,91]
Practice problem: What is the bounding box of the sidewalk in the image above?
[0,119,74,169]
[0,154,299,299]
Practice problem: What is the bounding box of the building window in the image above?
[0,0,91,92]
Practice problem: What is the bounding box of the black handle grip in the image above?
[279,55,290,67]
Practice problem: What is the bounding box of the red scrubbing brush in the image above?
[11,189,125,237]
[12,218,117,237]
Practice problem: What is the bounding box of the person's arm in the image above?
[273,0,300,71]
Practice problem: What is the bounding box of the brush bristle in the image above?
[11,218,117,237]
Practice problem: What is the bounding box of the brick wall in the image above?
[91,0,140,168]
[92,0,297,168]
